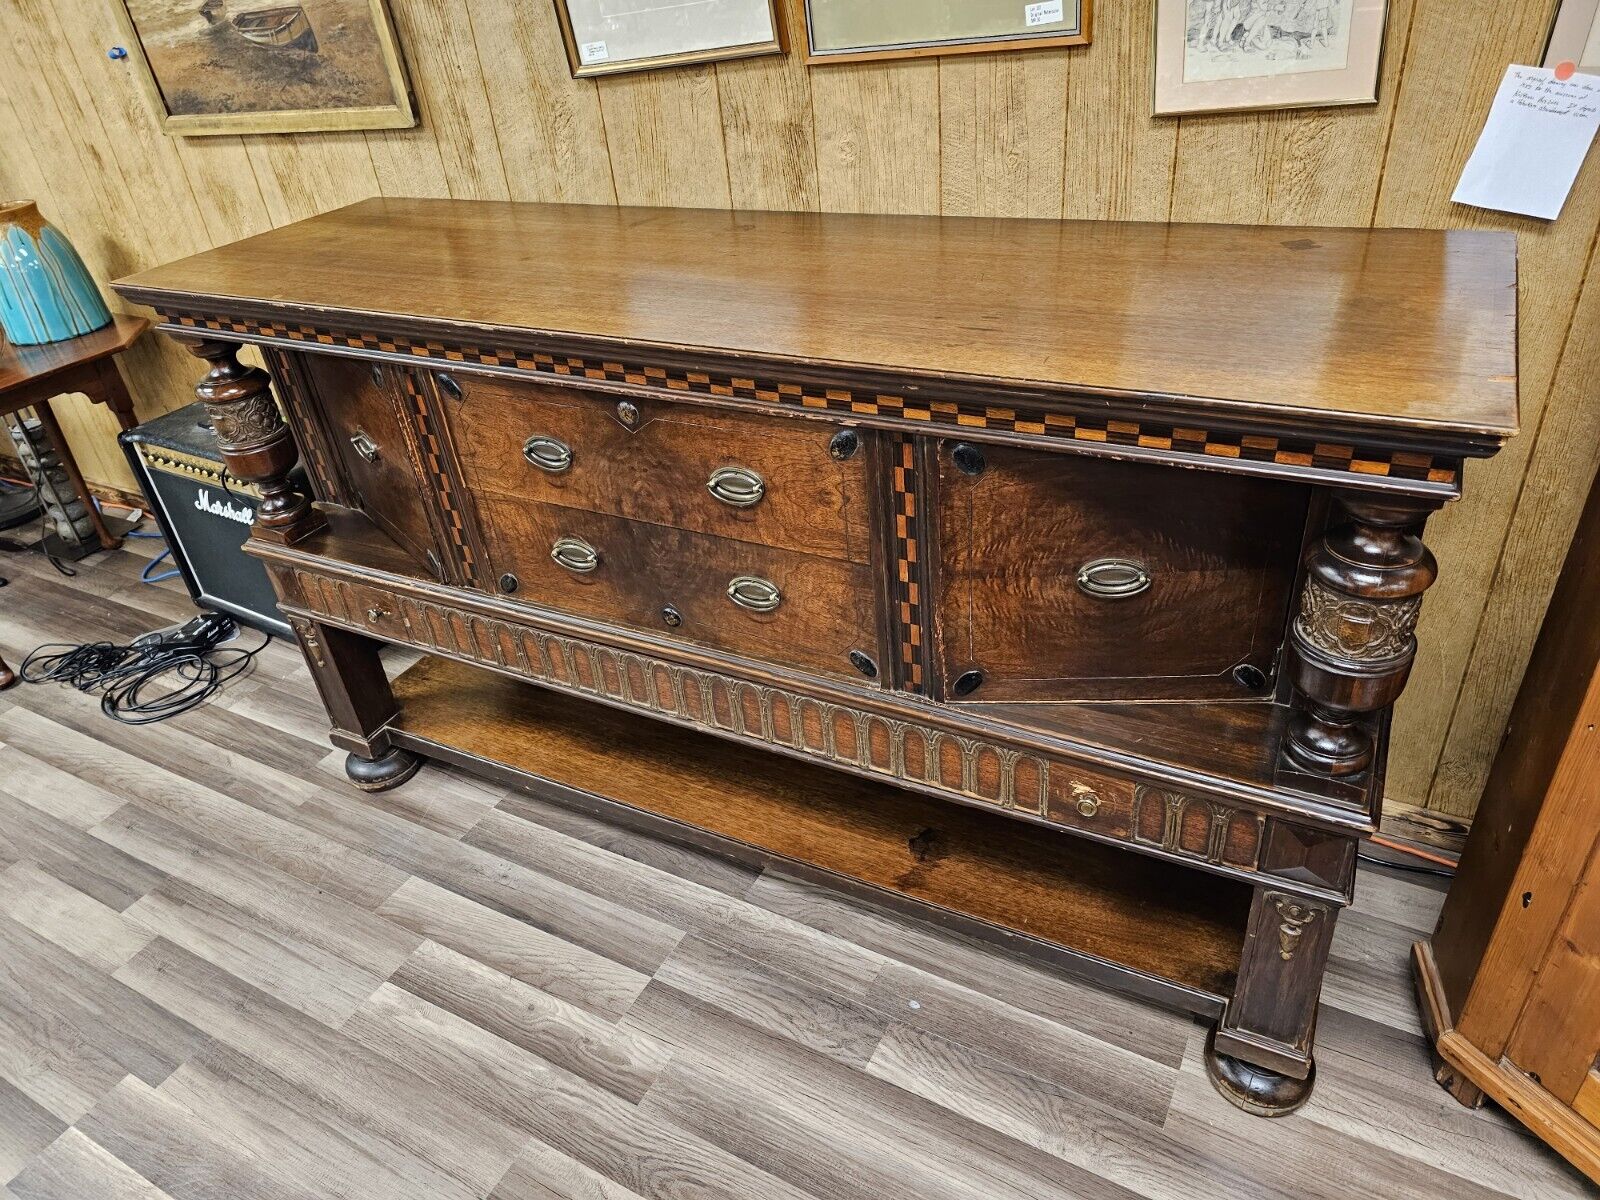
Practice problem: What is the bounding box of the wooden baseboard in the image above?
[1380,802,1469,862]
[1412,940,1600,1186]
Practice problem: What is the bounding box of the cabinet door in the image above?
[932,441,1310,702]
[303,356,440,573]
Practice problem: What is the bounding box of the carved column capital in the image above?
[1285,492,1440,777]
[180,337,324,545]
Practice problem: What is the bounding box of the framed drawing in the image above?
[110,0,415,136]
[800,0,1091,65]
[1153,0,1388,116]
[1545,0,1600,76]
[553,0,784,77]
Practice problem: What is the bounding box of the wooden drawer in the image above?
[444,374,873,563]
[475,493,880,680]
[933,441,1309,702]
[303,356,440,571]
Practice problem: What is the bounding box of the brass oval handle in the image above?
[523,435,573,473]
[727,575,781,613]
[551,536,600,574]
[349,430,379,464]
[707,465,765,508]
[1076,558,1151,600]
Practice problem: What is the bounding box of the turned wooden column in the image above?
[183,338,324,545]
[1285,493,1439,777]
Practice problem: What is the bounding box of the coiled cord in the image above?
[20,618,269,725]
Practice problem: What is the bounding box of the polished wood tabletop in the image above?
[116,199,1518,438]
[0,314,148,398]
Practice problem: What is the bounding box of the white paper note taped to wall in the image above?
[1452,65,1600,220]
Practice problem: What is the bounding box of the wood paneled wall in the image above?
[2,0,1596,820]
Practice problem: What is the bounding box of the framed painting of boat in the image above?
[110,0,416,136]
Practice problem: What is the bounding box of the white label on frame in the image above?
[579,40,609,63]
[1025,0,1064,26]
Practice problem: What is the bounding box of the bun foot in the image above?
[1204,1029,1314,1117]
[345,747,421,792]
[0,656,14,690]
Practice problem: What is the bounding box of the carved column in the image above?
[183,338,324,545]
[1284,493,1439,777]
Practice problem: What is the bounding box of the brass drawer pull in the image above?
[727,575,781,613]
[707,465,765,508]
[523,435,573,473]
[349,430,379,463]
[551,536,600,574]
[1076,558,1151,600]
[1070,783,1101,818]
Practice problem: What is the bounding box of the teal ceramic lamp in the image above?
[0,200,113,345]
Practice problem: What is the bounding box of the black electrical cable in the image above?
[20,616,270,724]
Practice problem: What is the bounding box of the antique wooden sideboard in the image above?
[114,200,1517,1115]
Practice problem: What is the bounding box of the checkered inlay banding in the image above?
[401,372,481,589]
[164,309,1461,490]
[892,438,925,694]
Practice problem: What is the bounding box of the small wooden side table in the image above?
[0,315,149,551]
[0,314,149,681]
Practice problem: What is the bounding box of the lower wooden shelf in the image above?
[388,655,1252,1015]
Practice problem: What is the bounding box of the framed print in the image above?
[801,0,1091,65]
[553,0,783,77]
[110,0,416,137]
[1153,0,1388,116]
[1544,0,1600,76]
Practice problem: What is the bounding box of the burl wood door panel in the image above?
[302,356,438,571]
[445,375,872,563]
[475,494,879,680]
[934,442,1309,701]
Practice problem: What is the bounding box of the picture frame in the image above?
[1544,0,1600,76]
[1153,0,1388,117]
[552,0,784,78]
[800,0,1091,66]
[110,0,416,137]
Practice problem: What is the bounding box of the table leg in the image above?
[31,398,120,551]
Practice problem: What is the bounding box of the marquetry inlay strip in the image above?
[402,373,481,589]
[263,348,345,506]
[891,438,926,694]
[162,308,1461,488]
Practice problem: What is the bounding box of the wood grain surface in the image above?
[1,0,1592,820]
[116,199,1517,439]
[0,529,1591,1198]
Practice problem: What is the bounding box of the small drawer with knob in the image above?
[1044,772,1137,840]
[473,494,880,681]
[441,375,873,564]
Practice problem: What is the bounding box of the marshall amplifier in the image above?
[120,402,304,638]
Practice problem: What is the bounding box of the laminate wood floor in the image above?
[0,542,1589,1200]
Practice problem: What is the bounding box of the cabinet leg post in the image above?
[1209,886,1338,1116]
[287,616,420,792]
[1285,492,1439,777]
